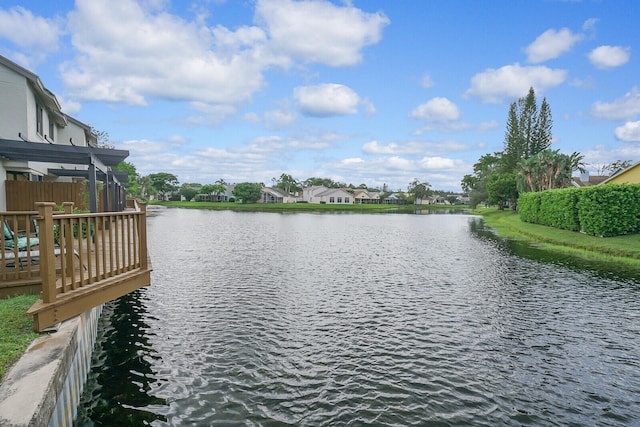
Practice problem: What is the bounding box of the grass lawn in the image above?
[474,207,640,267]
[0,294,39,380]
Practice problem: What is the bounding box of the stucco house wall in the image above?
[317,188,352,204]
[602,161,640,185]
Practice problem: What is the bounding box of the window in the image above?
[6,171,28,181]
[337,197,342,203]
[330,197,335,203]
[48,120,55,141]
[36,103,44,136]
[345,197,350,203]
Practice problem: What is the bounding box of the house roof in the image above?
[0,138,129,172]
[316,188,351,197]
[263,187,288,197]
[572,175,609,187]
[600,160,640,185]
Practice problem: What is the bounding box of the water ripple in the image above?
[75,210,640,426]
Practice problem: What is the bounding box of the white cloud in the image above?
[0,6,62,65]
[525,28,583,63]
[410,97,460,122]
[120,138,172,154]
[466,63,567,103]
[582,144,640,172]
[418,156,463,170]
[362,139,472,156]
[184,103,238,126]
[363,141,418,155]
[591,87,640,121]
[264,109,297,129]
[61,0,387,110]
[588,45,630,69]
[62,0,270,106]
[255,0,389,67]
[582,18,598,33]
[57,97,82,114]
[294,83,361,117]
[420,73,435,89]
[614,121,640,142]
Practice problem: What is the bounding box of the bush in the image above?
[518,184,640,237]
[578,184,640,237]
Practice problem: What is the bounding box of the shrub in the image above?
[518,184,640,237]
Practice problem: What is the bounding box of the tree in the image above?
[486,172,517,210]
[147,172,179,200]
[272,173,301,194]
[503,87,552,171]
[91,127,112,148]
[302,177,342,188]
[232,182,263,203]
[201,183,228,201]
[113,161,142,198]
[465,87,555,208]
[179,183,201,201]
[517,149,585,193]
[602,160,633,175]
[532,97,553,155]
[407,178,432,202]
[461,153,501,208]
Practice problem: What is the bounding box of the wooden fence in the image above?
[5,181,125,212]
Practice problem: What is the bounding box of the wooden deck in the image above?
[1,201,151,331]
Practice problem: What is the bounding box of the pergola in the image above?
[0,138,129,212]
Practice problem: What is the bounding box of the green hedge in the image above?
[518,184,640,237]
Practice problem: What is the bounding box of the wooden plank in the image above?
[28,267,151,331]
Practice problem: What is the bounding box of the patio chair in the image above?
[3,220,85,270]
[3,220,39,250]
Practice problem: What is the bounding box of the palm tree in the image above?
[517,150,585,193]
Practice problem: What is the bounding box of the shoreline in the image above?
[472,207,640,269]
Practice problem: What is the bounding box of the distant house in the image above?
[353,189,379,204]
[262,187,298,203]
[302,185,329,203]
[382,193,400,204]
[456,195,470,205]
[572,172,609,187]
[414,195,449,205]
[315,188,352,204]
[600,161,640,185]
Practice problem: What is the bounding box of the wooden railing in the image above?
[0,211,41,286]
[1,201,151,330]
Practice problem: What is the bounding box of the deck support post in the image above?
[35,202,56,304]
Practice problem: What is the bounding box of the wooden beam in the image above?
[28,267,151,332]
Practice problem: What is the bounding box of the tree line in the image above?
[112,165,461,204]
[462,87,587,209]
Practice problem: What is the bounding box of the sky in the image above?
[1,0,639,192]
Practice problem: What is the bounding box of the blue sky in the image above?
[1,0,639,192]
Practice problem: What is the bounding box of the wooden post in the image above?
[63,202,74,279]
[138,202,148,270]
[36,202,57,303]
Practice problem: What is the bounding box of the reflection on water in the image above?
[76,209,640,426]
[74,290,168,426]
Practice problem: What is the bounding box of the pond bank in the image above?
[474,207,640,267]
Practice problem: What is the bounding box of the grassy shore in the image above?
[0,294,39,380]
[473,207,640,267]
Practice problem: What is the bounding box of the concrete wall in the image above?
[0,305,103,427]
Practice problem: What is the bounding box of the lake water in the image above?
[74,207,640,426]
